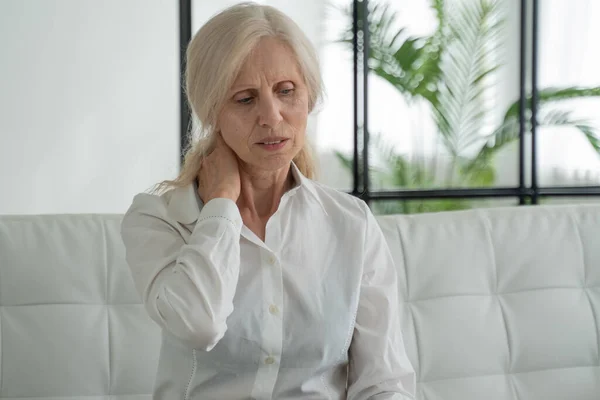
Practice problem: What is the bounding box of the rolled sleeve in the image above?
[121,194,242,351]
[196,198,243,232]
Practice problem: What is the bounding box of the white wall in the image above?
[0,0,336,214]
[0,0,180,214]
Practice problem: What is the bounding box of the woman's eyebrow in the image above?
[230,77,295,92]
[230,84,255,94]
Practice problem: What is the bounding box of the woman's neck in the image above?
[236,163,294,219]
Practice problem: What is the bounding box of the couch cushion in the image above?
[0,214,161,399]
[377,204,600,400]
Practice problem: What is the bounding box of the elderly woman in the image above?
[121,2,415,399]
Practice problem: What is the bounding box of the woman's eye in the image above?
[280,88,294,96]
[237,97,253,105]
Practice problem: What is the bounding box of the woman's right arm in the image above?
[121,195,242,351]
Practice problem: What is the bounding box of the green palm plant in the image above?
[334,0,600,214]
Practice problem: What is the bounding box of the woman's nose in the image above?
[257,96,283,128]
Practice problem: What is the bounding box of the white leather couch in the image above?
[1,204,599,400]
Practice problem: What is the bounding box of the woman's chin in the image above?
[242,153,295,173]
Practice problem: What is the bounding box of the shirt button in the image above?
[265,356,275,365]
[269,304,279,315]
[269,256,276,265]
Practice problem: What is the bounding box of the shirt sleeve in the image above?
[346,203,416,400]
[120,195,242,351]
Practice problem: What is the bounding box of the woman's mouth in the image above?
[257,139,288,151]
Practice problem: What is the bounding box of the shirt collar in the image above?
[288,161,328,216]
[166,161,327,225]
[166,183,201,225]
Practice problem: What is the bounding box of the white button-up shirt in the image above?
[121,163,415,399]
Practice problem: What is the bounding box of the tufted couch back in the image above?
[377,204,600,400]
[1,204,599,399]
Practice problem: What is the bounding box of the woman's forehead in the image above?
[231,38,302,88]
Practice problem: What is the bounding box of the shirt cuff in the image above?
[197,198,243,233]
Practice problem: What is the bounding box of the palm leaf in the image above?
[429,0,446,26]
[337,0,446,105]
[433,0,503,164]
[467,108,600,175]
[503,86,600,121]
[334,150,353,172]
[575,124,600,153]
[490,87,600,155]
[333,132,399,190]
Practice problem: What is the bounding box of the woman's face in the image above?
[217,37,309,173]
